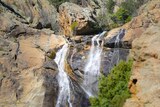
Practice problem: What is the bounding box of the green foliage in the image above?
[0,47,4,51]
[121,0,146,15]
[70,21,78,35]
[121,0,137,15]
[48,50,56,59]
[90,60,133,107]
[112,8,131,25]
[97,0,146,30]
[70,21,78,31]
[48,0,69,8]
[0,7,3,13]
[106,0,115,13]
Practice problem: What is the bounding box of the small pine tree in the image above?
[90,60,133,107]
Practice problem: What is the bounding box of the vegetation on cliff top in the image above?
[98,0,146,30]
[90,60,133,107]
[48,0,69,8]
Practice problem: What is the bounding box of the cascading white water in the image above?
[109,29,125,70]
[83,31,106,97]
[114,30,121,64]
[54,44,72,107]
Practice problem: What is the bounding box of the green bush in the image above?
[121,0,137,15]
[90,60,133,107]
[71,21,78,31]
[97,0,146,30]
[0,47,4,51]
[112,8,131,25]
[106,0,115,13]
[48,50,56,59]
[48,0,68,8]
[70,21,78,35]
[121,0,146,16]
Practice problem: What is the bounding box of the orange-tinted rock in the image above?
[59,2,100,36]
[124,24,160,107]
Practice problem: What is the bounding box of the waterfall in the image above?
[109,29,125,70]
[83,31,107,97]
[54,44,72,107]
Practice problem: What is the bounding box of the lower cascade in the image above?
[82,31,107,97]
[54,44,72,107]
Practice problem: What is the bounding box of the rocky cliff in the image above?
[0,0,160,107]
[0,0,63,106]
[124,0,160,106]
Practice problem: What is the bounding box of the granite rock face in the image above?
[59,2,101,36]
[1,0,160,107]
[123,1,160,107]
[0,32,65,107]
[124,24,160,107]
[0,0,59,31]
[0,1,66,106]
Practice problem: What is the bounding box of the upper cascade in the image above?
[82,31,107,97]
[109,29,126,70]
[92,31,107,46]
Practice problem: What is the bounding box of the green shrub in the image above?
[70,21,78,35]
[48,50,56,59]
[71,21,78,31]
[121,0,137,15]
[112,8,131,25]
[48,0,69,8]
[0,47,4,51]
[106,0,115,13]
[90,60,133,107]
[96,0,146,30]
[0,7,3,13]
[121,0,146,16]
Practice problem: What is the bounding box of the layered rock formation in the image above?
[0,0,64,106]
[59,2,100,36]
[125,24,160,107]
[0,0,160,107]
[0,33,66,107]
[0,0,59,31]
[123,0,160,106]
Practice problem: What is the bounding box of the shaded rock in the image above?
[42,68,59,107]
[43,60,58,70]
[101,48,129,75]
[0,0,59,31]
[105,29,132,49]
[105,41,132,49]
[0,11,43,38]
[59,2,101,36]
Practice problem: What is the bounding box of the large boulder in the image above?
[59,2,101,36]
